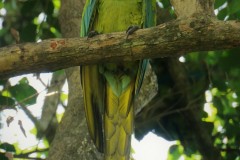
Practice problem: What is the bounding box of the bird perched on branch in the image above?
[80,0,156,159]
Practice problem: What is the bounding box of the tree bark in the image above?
[170,0,215,18]
[0,16,240,79]
[48,0,103,159]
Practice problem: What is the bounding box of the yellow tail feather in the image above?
[104,81,135,160]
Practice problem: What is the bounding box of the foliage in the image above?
[0,0,61,159]
[156,0,240,159]
[0,0,240,160]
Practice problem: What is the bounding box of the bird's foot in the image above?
[126,25,140,39]
[87,30,99,39]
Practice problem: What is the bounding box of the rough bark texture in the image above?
[134,63,158,114]
[1,17,240,79]
[38,72,66,143]
[48,0,103,159]
[171,0,215,18]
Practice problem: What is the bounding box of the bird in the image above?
[80,0,156,159]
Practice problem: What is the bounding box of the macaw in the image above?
[80,0,156,159]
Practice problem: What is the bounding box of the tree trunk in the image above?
[48,0,103,159]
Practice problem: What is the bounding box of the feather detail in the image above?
[81,65,105,152]
[135,0,157,96]
[80,0,156,159]
[80,0,99,37]
[105,81,134,160]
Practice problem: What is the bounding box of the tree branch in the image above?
[14,148,48,160]
[1,15,240,79]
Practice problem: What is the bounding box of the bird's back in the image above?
[93,0,143,33]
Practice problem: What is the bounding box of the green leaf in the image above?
[20,23,37,42]
[217,7,228,20]
[41,28,55,39]
[57,112,64,122]
[43,137,50,148]
[214,0,226,9]
[12,142,22,154]
[228,1,240,15]
[218,50,240,71]
[44,1,54,15]
[30,127,37,135]
[0,143,16,152]
[0,79,7,86]
[213,97,224,116]
[54,70,64,76]
[0,95,15,107]
[21,0,42,18]
[19,77,28,84]
[212,79,227,91]
[0,2,3,8]
[167,144,183,159]
[60,93,68,103]
[0,153,8,160]
[53,0,61,10]
[9,78,37,106]
[161,0,171,8]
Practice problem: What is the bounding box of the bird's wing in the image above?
[80,0,105,152]
[80,0,98,37]
[135,0,156,95]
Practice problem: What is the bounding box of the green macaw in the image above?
[80,1,156,159]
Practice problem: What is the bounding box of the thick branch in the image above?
[1,16,240,78]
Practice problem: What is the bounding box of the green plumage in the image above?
[80,0,156,159]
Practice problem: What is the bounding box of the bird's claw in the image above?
[126,26,140,39]
[87,30,99,39]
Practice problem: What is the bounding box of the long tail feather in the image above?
[104,81,135,160]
